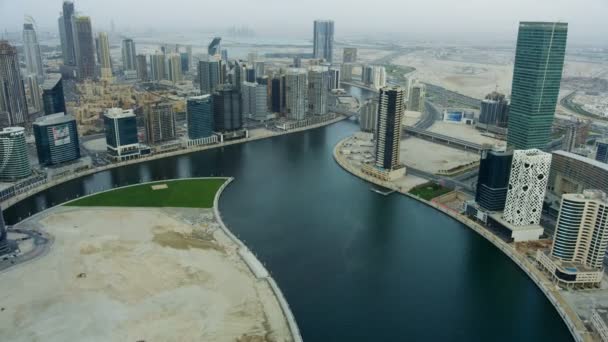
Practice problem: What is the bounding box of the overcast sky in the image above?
[1,0,607,44]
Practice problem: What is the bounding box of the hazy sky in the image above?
[1,0,607,44]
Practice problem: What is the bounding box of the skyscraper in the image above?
[359,98,378,133]
[0,127,31,181]
[507,22,568,150]
[97,32,113,80]
[58,1,76,66]
[136,54,148,81]
[208,37,222,57]
[374,86,405,170]
[503,149,552,226]
[72,16,96,79]
[26,75,42,112]
[307,66,329,116]
[212,85,242,132]
[596,139,608,164]
[0,41,28,125]
[167,54,182,83]
[145,102,176,144]
[42,74,66,115]
[104,108,139,160]
[551,190,608,269]
[23,23,44,80]
[343,48,357,63]
[33,113,81,166]
[270,75,284,114]
[187,95,214,139]
[313,20,334,62]
[341,63,354,82]
[329,65,341,90]
[198,60,221,94]
[479,92,509,127]
[475,149,513,211]
[285,68,307,120]
[242,82,268,121]
[362,65,386,90]
[408,83,426,113]
[121,39,137,71]
[149,53,166,81]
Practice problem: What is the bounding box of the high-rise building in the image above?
[26,75,42,112]
[0,204,8,255]
[313,20,334,62]
[212,85,242,132]
[245,67,256,83]
[121,39,137,71]
[343,48,357,63]
[408,83,426,113]
[180,53,189,73]
[231,62,245,93]
[507,22,568,150]
[187,95,214,139]
[136,54,148,81]
[341,63,354,82]
[551,190,608,269]
[361,65,386,90]
[167,54,182,83]
[596,139,608,164]
[475,149,513,211]
[479,92,509,127]
[149,53,166,81]
[103,108,139,160]
[328,65,340,90]
[58,1,76,66]
[145,102,175,144]
[221,49,228,62]
[186,45,193,69]
[374,86,405,170]
[0,41,28,125]
[0,127,31,181]
[359,98,378,132]
[72,16,96,80]
[285,68,307,120]
[23,23,44,80]
[254,61,265,79]
[503,149,552,226]
[208,37,221,57]
[42,74,66,115]
[33,113,80,166]
[97,32,113,80]
[270,75,284,114]
[242,82,268,121]
[561,118,590,153]
[307,66,329,116]
[198,60,221,94]
[293,56,302,68]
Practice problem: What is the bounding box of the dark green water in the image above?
[4,121,572,341]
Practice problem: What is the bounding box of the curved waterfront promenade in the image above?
[333,137,591,342]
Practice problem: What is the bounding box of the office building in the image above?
[135,54,148,81]
[121,39,137,71]
[329,65,340,90]
[97,32,112,80]
[270,75,284,114]
[42,74,66,115]
[561,118,590,152]
[149,53,166,81]
[343,48,357,63]
[549,150,608,197]
[0,127,31,181]
[313,20,334,62]
[221,49,228,62]
[33,113,80,166]
[58,1,76,66]
[23,23,44,80]
[307,66,329,116]
[408,83,425,113]
[246,67,256,83]
[507,22,568,150]
[180,52,189,73]
[208,37,221,57]
[254,61,265,79]
[145,102,175,144]
[0,41,28,125]
[293,56,302,68]
[167,54,182,83]
[536,190,608,287]
[242,82,268,121]
[374,86,405,170]
[341,63,354,82]
[503,149,552,226]
[26,75,42,112]
[198,60,221,94]
[187,95,214,139]
[475,149,513,211]
[231,62,245,93]
[479,92,509,127]
[359,98,378,132]
[362,65,386,90]
[212,85,242,132]
[72,16,95,79]
[104,108,139,160]
[285,68,307,120]
[596,139,608,164]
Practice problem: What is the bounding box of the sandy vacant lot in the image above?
[0,207,291,342]
[401,137,479,174]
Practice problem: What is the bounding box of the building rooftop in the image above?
[553,150,608,172]
[104,108,135,119]
[33,112,75,126]
[0,127,25,135]
[41,74,62,90]
[187,94,212,101]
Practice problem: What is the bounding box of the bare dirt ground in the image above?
[0,207,292,342]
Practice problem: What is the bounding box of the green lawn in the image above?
[408,182,452,201]
[65,178,227,208]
